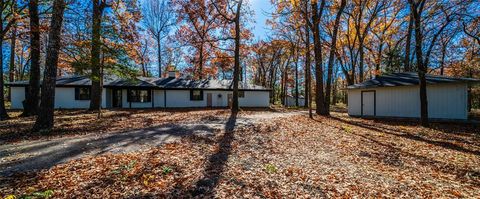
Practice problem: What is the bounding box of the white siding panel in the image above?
[375,86,420,118]
[153,90,165,108]
[54,88,90,109]
[347,90,361,116]
[166,90,206,107]
[10,87,25,109]
[427,83,467,120]
[205,91,229,107]
[348,83,468,120]
[239,91,270,107]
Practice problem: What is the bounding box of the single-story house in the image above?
[7,72,271,109]
[286,94,305,107]
[346,72,479,120]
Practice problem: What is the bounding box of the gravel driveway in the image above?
[0,110,301,176]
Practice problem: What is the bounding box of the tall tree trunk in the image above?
[5,0,17,103]
[89,0,105,112]
[198,43,204,79]
[32,0,66,132]
[304,9,311,111]
[439,44,447,75]
[410,0,428,127]
[157,34,162,77]
[0,38,9,120]
[311,0,327,115]
[358,39,365,82]
[325,0,346,114]
[231,0,242,113]
[404,13,413,72]
[375,39,384,75]
[22,0,41,117]
[295,44,299,107]
[0,0,9,120]
[8,25,16,102]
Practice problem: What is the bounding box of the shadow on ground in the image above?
[0,122,219,176]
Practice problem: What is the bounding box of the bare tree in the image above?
[142,0,175,77]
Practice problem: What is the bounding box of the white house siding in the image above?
[347,83,468,120]
[165,90,206,108]
[153,90,165,108]
[11,87,107,109]
[10,87,270,109]
[10,87,25,109]
[55,87,107,109]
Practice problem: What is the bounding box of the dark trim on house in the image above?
[74,87,91,100]
[190,89,204,101]
[361,90,376,117]
[164,90,167,108]
[7,84,271,92]
[152,90,155,108]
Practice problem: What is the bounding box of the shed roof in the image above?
[347,72,480,89]
[6,76,271,91]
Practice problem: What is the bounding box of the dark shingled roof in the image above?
[347,72,480,89]
[6,76,271,91]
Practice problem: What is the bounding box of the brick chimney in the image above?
[168,70,176,78]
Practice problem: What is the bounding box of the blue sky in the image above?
[249,0,273,40]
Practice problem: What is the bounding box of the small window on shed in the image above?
[75,87,91,100]
[190,90,203,101]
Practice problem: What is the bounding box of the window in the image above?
[75,87,90,100]
[238,91,245,98]
[190,90,203,101]
[128,89,151,102]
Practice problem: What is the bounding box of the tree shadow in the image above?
[317,114,480,186]
[187,111,238,197]
[0,122,218,177]
[329,115,480,156]
[350,129,480,186]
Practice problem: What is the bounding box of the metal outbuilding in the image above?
[346,72,479,120]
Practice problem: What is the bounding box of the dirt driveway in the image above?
[0,110,302,176]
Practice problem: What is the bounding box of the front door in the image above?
[207,93,213,107]
[361,91,375,117]
[112,89,122,108]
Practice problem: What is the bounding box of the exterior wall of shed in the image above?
[347,83,468,120]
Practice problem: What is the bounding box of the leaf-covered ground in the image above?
[0,109,233,143]
[1,110,479,198]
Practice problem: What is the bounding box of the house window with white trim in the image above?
[190,90,203,101]
[238,91,245,98]
[128,89,151,102]
[75,87,91,100]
